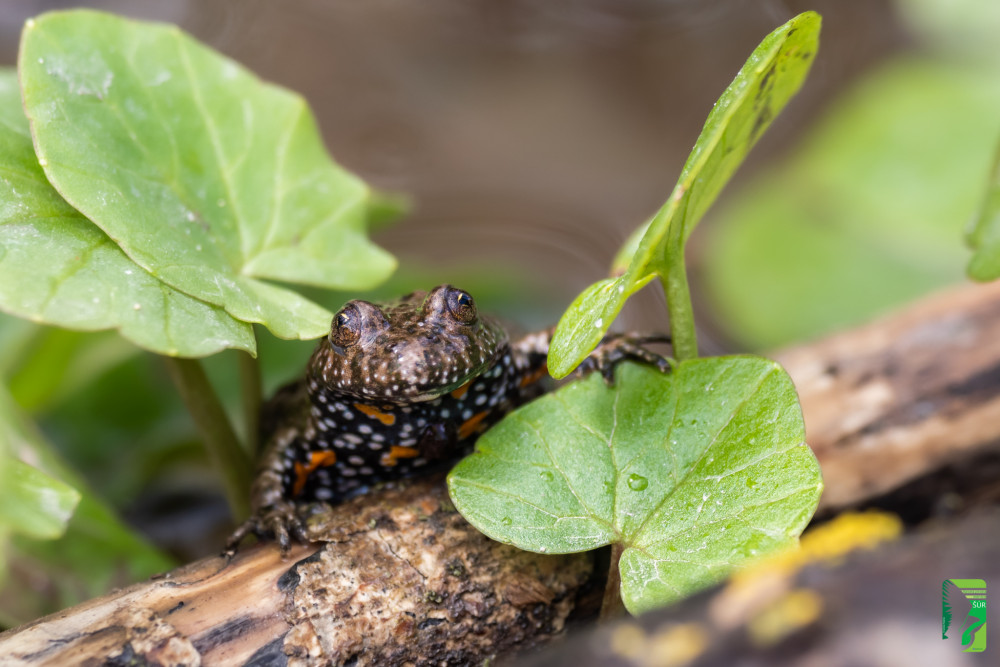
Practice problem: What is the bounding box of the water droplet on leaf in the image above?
[627,474,648,491]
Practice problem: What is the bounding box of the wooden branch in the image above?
[4,280,1000,664]
[0,480,593,666]
[778,279,1000,511]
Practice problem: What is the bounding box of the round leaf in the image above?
[0,69,255,357]
[448,357,823,614]
[19,10,397,340]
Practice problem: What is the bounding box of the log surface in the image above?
[0,480,593,666]
[5,280,1000,665]
[779,279,1000,510]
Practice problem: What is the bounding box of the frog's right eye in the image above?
[330,304,362,349]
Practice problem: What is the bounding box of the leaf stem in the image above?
[238,343,262,456]
[662,244,698,361]
[600,542,626,621]
[164,357,251,520]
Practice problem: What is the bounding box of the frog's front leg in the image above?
[417,421,458,462]
[575,332,674,383]
[224,429,309,556]
[512,328,673,386]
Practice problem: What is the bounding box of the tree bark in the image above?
[4,280,1000,665]
[777,279,1000,511]
[0,480,593,666]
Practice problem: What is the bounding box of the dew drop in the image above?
[594,318,603,328]
[627,474,648,491]
[500,517,512,526]
[746,478,757,488]
[539,470,554,482]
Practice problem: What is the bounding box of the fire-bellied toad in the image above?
[227,284,670,553]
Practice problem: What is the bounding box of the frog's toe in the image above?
[581,333,674,386]
[223,502,310,557]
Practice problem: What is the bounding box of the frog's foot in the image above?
[224,500,310,557]
[575,333,674,385]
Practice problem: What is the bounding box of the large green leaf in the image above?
[449,357,823,614]
[0,69,255,357]
[19,10,396,341]
[548,12,820,376]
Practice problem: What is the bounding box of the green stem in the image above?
[662,244,698,361]
[238,345,262,457]
[600,542,626,621]
[164,357,251,520]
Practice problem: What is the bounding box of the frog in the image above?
[226,284,671,554]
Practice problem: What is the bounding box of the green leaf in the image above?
[548,12,820,375]
[19,10,397,341]
[448,357,823,615]
[967,138,1000,281]
[0,69,255,357]
[0,458,79,540]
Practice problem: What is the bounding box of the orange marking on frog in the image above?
[519,363,549,388]
[292,450,338,497]
[353,403,396,426]
[451,381,472,400]
[380,445,419,467]
[458,411,490,439]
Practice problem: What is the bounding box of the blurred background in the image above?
[1,0,999,625]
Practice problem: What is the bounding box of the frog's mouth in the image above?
[370,356,498,403]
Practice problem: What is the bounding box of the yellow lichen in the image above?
[747,588,824,646]
[608,621,708,667]
[711,511,901,629]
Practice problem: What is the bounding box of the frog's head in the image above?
[309,285,508,402]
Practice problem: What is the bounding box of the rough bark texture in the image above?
[4,281,1000,665]
[0,479,593,666]
[778,279,1000,511]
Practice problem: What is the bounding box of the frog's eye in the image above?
[446,288,478,324]
[330,304,362,348]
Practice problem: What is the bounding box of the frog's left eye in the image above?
[446,289,478,324]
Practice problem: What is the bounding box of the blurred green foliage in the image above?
[702,0,1000,348]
